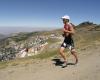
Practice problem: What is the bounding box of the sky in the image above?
[0,0,100,28]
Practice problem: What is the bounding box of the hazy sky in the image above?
[0,0,100,27]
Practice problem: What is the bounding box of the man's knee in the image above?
[71,49,76,54]
[60,47,65,54]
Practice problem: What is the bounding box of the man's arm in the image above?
[63,26,75,34]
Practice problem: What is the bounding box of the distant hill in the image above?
[0,21,100,47]
[0,27,57,35]
[77,21,100,31]
[0,34,6,40]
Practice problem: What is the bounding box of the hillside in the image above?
[75,22,100,49]
[0,21,100,61]
[0,22,100,80]
[0,29,61,61]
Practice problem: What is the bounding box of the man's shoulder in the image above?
[67,23,73,28]
[68,23,72,26]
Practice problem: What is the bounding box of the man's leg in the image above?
[59,47,68,67]
[71,49,78,64]
[59,47,67,62]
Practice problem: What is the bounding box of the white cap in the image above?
[61,15,70,20]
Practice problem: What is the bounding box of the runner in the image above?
[59,15,78,67]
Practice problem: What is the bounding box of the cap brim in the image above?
[61,18,69,20]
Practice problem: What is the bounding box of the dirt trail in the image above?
[0,44,100,80]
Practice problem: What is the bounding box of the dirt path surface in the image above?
[0,44,100,80]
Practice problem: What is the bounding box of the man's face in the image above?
[63,19,69,24]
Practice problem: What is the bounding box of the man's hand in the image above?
[63,29,68,33]
[63,28,75,34]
